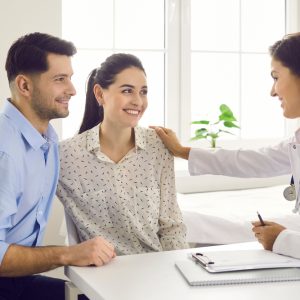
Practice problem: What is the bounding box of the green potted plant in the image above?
[191,104,240,148]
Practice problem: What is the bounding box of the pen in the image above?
[257,211,265,226]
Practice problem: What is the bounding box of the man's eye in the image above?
[122,89,132,93]
[55,77,65,82]
[141,89,148,96]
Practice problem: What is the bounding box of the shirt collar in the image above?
[295,128,300,143]
[86,125,101,153]
[134,126,146,150]
[3,99,58,150]
[86,124,147,153]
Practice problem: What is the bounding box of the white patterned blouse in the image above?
[57,125,188,255]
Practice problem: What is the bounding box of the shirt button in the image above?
[293,145,297,149]
[41,143,49,151]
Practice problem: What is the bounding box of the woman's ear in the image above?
[94,84,104,105]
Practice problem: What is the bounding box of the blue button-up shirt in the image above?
[0,99,59,263]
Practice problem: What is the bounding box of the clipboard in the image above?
[191,249,300,273]
[175,260,300,286]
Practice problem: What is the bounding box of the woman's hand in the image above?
[252,221,286,250]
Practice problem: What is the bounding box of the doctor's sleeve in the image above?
[158,150,189,250]
[273,229,300,259]
[188,139,291,178]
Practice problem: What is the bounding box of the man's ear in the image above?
[14,74,32,97]
[93,84,105,105]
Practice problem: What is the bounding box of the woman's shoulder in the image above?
[136,126,163,145]
[59,131,88,154]
[60,131,86,145]
[135,126,171,155]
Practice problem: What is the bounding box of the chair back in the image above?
[65,211,80,245]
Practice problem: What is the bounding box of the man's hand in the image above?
[252,221,286,250]
[0,236,116,277]
[65,236,116,267]
[150,126,190,159]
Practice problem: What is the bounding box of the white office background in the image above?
[62,0,298,149]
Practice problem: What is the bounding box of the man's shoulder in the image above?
[0,112,16,132]
[0,114,22,153]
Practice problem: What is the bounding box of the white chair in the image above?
[65,210,80,246]
[64,211,84,300]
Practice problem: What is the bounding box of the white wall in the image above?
[0,0,60,105]
[0,0,65,246]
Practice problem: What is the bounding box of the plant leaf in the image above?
[219,112,236,122]
[219,104,238,122]
[195,128,208,135]
[220,104,232,114]
[190,135,207,141]
[219,129,235,135]
[191,120,210,125]
[223,121,240,128]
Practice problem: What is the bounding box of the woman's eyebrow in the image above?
[119,84,148,89]
[119,84,134,88]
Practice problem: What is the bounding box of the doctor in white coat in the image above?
[152,32,300,259]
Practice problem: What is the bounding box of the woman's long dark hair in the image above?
[79,53,146,134]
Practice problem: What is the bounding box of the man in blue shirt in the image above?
[0,33,115,300]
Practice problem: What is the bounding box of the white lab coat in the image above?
[188,134,300,259]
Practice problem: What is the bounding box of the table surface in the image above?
[65,242,300,300]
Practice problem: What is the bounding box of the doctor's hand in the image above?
[149,126,191,160]
[252,221,286,251]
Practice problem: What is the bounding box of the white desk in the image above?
[65,242,300,300]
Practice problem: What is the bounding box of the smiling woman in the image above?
[270,34,300,119]
[93,67,148,136]
[270,59,300,118]
[56,53,188,255]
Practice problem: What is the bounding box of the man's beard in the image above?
[31,87,69,121]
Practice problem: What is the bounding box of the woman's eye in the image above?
[122,89,132,94]
[141,89,148,96]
